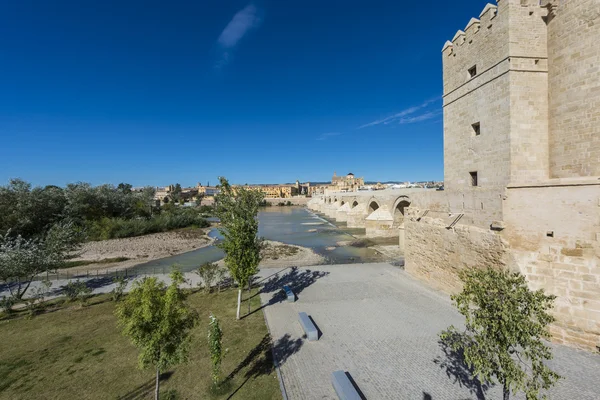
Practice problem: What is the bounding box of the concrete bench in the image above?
[331,370,362,400]
[298,312,319,341]
[283,285,295,302]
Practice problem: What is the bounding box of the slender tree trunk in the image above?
[503,383,510,400]
[155,367,160,400]
[236,288,242,320]
[247,280,251,313]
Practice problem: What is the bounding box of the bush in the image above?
[196,263,219,293]
[111,277,128,301]
[86,209,209,241]
[25,280,52,318]
[198,205,214,214]
[286,201,292,206]
[162,389,179,400]
[0,296,16,315]
[63,280,92,306]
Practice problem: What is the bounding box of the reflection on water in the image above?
[129,207,390,274]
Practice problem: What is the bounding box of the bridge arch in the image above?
[367,198,380,214]
[393,196,411,225]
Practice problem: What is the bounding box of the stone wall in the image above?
[404,210,509,293]
[503,182,600,350]
[547,0,600,178]
[409,189,504,230]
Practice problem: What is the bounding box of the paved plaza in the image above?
[257,263,600,400]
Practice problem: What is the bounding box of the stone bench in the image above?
[283,285,295,302]
[298,312,319,341]
[331,370,362,400]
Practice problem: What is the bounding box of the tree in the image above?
[208,313,224,386]
[117,183,133,194]
[196,262,219,293]
[116,270,198,400]
[440,268,561,400]
[195,193,205,207]
[0,223,81,300]
[214,177,264,319]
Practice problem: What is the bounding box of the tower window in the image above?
[470,171,478,187]
[468,65,477,78]
[472,122,481,136]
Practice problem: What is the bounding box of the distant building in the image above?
[196,183,220,197]
[330,172,364,192]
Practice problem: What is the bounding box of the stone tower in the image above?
[442,0,600,190]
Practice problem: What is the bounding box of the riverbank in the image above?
[215,240,326,269]
[69,227,215,273]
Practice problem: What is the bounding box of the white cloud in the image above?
[398,110,442,124]
[358,97,441,129]
[218,4,261,47]
[215,5,262,69]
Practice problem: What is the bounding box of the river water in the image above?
[128,207,391,274]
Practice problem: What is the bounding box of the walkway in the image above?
[257,263,600,400]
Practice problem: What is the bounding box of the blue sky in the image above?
[0,0,490,187]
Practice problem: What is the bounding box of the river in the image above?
[127,207,393,274]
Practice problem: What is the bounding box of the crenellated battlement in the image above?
[442,0,550,96]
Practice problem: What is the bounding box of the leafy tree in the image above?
[195,193,205,207]
[117,183,133,194]
[0,223,81,300]
[116,270,199,400]
[214,177,265,319]
[440,268,561,400]
[208,313,224,386]
[196,262,219,293]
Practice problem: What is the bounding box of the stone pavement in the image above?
[257,263,600,400]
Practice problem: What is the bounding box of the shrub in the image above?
[0,296,16,315]
[215,266,228,293]
[286,201,292,206]
[162,389,180,400]
[196,263,219,293]
[63,280,92,306]
[111,276,128,302]
[86,209,209,241]
[208,314,224,386]
[25,280,52,318]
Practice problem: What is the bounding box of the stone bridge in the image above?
[307,188,431,240]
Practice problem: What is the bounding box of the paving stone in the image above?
[258,263,600,400]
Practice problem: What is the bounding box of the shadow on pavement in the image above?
[433,333,492,400]
[241,266,329,320]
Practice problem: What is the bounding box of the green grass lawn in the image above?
[0,287,281,400]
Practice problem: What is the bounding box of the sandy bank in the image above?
[216,240,326,269]
[70,228,214,272]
